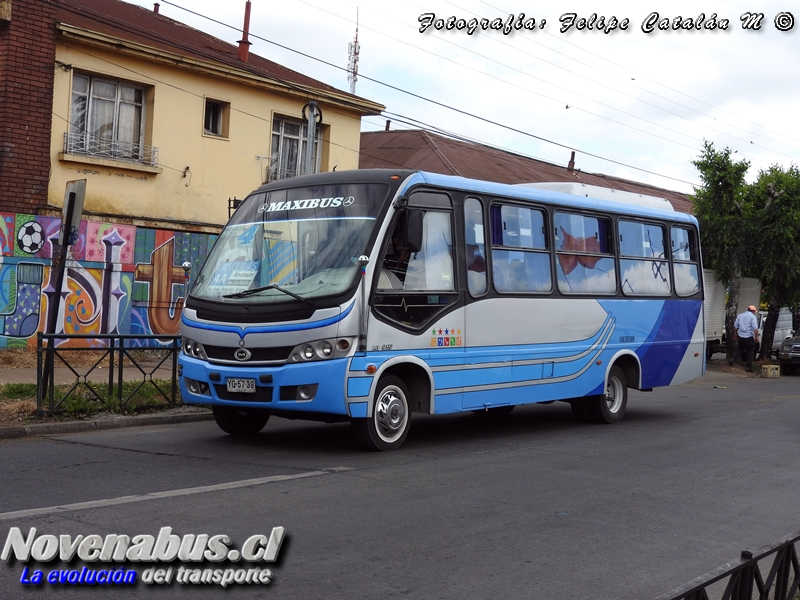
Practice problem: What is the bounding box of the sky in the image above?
[125,0,800,195]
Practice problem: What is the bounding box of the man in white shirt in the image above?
[733,305,759,372]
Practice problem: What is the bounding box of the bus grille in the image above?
[203,345,293,362]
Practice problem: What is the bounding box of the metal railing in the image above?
[655,530,800,600]
[63,132,159,167]
[36,333,180,416]
[268,165,302,182]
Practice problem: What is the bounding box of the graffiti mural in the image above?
[0,212,217,349]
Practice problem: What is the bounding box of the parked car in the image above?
[756,308,795,357]
[777,334,800,375]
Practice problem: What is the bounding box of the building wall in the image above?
[1,2,371,350]
[49,42,364,228]
[0,0,56,215]
[0,211,216,349]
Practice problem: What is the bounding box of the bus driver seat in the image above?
[403,212,454,291]
[378,269,403,290]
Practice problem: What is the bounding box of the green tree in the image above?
[691,141,753,359]
[748,164,800,360]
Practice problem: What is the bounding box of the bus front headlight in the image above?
[318,341,334,358]
[182,338,208,361]
[289,338,355,362]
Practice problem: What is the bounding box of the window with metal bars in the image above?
[67,73,156,166]
[269,115,321,181]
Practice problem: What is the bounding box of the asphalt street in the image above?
[1,367,799,599]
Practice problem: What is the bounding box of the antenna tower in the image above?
[347,9,360,95]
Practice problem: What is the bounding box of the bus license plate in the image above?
[226,378,256,394]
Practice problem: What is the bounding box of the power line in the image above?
[451,0,800,157]
[65,38,697,192]
[280,0,793,166]
[154,0,705,188]
[499,2,800,151]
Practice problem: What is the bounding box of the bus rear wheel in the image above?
[212,405,270,436]
[352,375,411,451]
[586,366,627,424]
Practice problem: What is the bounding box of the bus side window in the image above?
[464,197,487,296]
[404,211,454,291]
[379,210,455,292]
[555,212,615,294]
[489,203,551,294]
[671,226,700,296]
[619,220,671,296]
[378,220,408,290]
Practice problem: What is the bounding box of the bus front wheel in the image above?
[586,366,627,424]
[212,405,270,436]
[352,375,411,451]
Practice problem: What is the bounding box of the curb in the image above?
[0,411,213,440]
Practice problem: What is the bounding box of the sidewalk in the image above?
[704,352,778,379]
[0,360,212,440]
[0,407,212,440]
[0,365,177,386]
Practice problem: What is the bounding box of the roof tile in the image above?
[360,130,694,213]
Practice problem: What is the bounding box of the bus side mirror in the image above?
[406,209,423,253]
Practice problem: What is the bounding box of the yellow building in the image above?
[48,0,383,231]
[0,0,383,348]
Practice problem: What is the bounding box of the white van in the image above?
[758,308,795,356]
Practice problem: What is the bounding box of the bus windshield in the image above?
[190,182,390,303]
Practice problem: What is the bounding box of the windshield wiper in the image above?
[223,283,312,304]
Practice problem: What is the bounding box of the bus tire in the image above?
[212,405,270,436]
[352,375,411,451]
[587,366,627,424]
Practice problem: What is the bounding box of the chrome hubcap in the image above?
[605,377,623,413]
[375,388,406,440]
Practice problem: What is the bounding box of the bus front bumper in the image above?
[179,355,353,417]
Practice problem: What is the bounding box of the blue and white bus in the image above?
[179,169,704,450]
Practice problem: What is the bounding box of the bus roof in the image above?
[249,169,696,226]
[402,171,696,225]
[515,182,674,212]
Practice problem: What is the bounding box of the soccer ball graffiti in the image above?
[17,221,45,254]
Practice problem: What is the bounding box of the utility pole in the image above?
[41,180,85,407]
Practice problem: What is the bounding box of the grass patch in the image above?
[62,395,97,419]
[0,383,38,400]
[0,379,180,418]
[72,379,180,414]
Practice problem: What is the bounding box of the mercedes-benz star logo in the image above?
[342,196,355,206]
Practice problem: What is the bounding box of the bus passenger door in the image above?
[371,196,464,412]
